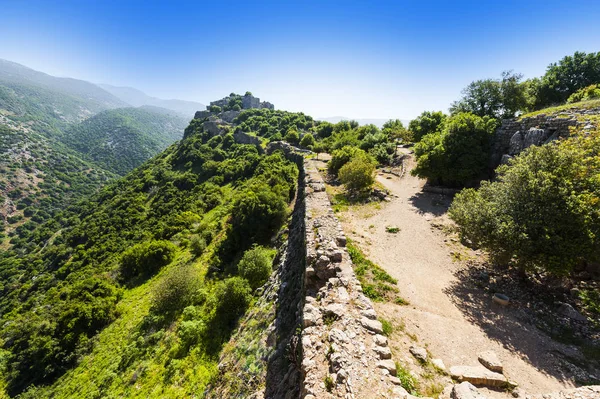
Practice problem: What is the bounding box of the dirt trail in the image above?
[334,152,575,397]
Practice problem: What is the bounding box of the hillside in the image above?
[62,107,188,175]
[0,99,304,398]
[0,61,196,247]
[99,84,205,118]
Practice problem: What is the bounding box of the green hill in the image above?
[0,104,304,398]
[62,107,188,175]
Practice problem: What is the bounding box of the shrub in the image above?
[284,128,299,144]
[412,112,497,187]
[567,84,600,103]
[209,105,222,113]
[190,235,207,257]
[328,146,366,175]
[408,111,447,142]
[237,245,274,290]
[120,240,177,279]
[338,153,376,194]
[151,265,201,314]
[207,277,252,331]
[299,133,315,148]
[449,128,600,275]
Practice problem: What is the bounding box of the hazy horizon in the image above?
[2,0,599,120]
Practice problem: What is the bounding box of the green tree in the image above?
[328,146,366,175]
[120,240,177,279]
[449,128,600,275]
[383,119,412,142]
[338,153,376,194]
[299,133,316,148]
[408,111,447,142]
[412,113,497,186]
[284,128,300,144]
[209,105,222,113]
[535,51,600,107]
[237,246,274,290]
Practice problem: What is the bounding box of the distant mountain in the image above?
[62,107,188,175]
[0,59,189,241]
[0,59,126,117]
[99,83,205,118]
[318,116,411,128]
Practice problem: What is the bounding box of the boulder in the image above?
[477,351,503,373]
[432,358,446,371]
[373,345,392,359]
[557,302,587,322]
[449,365,507,388]
[409,345,428,363]
[373,334,388,346]
[360,317,384,334]
[523,128,546,148]
[376,359,397,376]
[451,382,487,399]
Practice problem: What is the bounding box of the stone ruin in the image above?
[194,93,274,120]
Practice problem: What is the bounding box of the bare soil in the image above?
[324,151,594,397]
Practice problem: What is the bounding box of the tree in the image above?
[408,111,447,142]
[237,246,273,290]
[567,84,600,103]
[299,133,316,148]
[120,240,177,279]
[535,51,600,107]
[328,146,366,175]
[449,127,600,275]
[412,112,497,186]
[209,105,222,113]
[284,128,300,144]
[450,72,528,118]
[338,153,376,194]
[382,119,412,142]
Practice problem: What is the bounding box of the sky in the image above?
[1,0,599,120]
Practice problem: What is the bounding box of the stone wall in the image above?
[490,115,580,168]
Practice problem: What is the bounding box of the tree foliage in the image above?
[412,112,497,186]
[408,111,447,142]
[237,246,274,290]
[338,153,376,194]
[449,128,600,275]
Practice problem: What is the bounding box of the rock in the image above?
[303,313,318,327]
[336,235,347,247]
[449,365,507,388]
[508,131,524,155]
[360,317,384,334]
[376,359,397,376]
[336,368,348,383]
[373,345,392,359]
[451,382,487,399]
[324,304,345,319]
[389,376,403,385]
[557,302,587,322]
[477,351,503,373]
[511,387,525,398]
[432,358,446,370]
[315,255,330,268]
[523,128,546,148]
[328,328,349,344]
[361,308,377,320]
[409,345,428,363]
[392,386,409,396]
[329,250,343,263]
[374,334,388,346]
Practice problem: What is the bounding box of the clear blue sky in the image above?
[1,0,599,120]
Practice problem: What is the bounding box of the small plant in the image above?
[324,375,335,392]
[323,314,337,327]
[380,318,393,336]
[394,296,409,306]
[385,225,400,233]
[396,361,418,394]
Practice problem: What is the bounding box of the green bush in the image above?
[449,128,600,275]
[299,133,315,148]
[412,112,497,187]
[338,153,376,194]
[328,146,366,175]
[151,265,201,314]
[408,111,446,142]
[567,84,600,103]
[207,277,252,331]
[120,240,177,279]
[190,235,207,257]
[237,246,274,290]
[284,128,300,144]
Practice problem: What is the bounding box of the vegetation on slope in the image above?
[62,107,188,175]
[0,110,299,397]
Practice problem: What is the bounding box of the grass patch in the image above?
[324,375,335,392]
[347,239,401,302]
[579,289,600,317]
[385,225,400,233]
[395,361,418,394]
[519,99,600,119]
[380,317,393,336]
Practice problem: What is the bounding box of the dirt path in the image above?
[331,152,575,397]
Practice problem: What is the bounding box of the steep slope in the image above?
[99,83,205,118]
[0,104,304,398]
[62,107,188,175]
